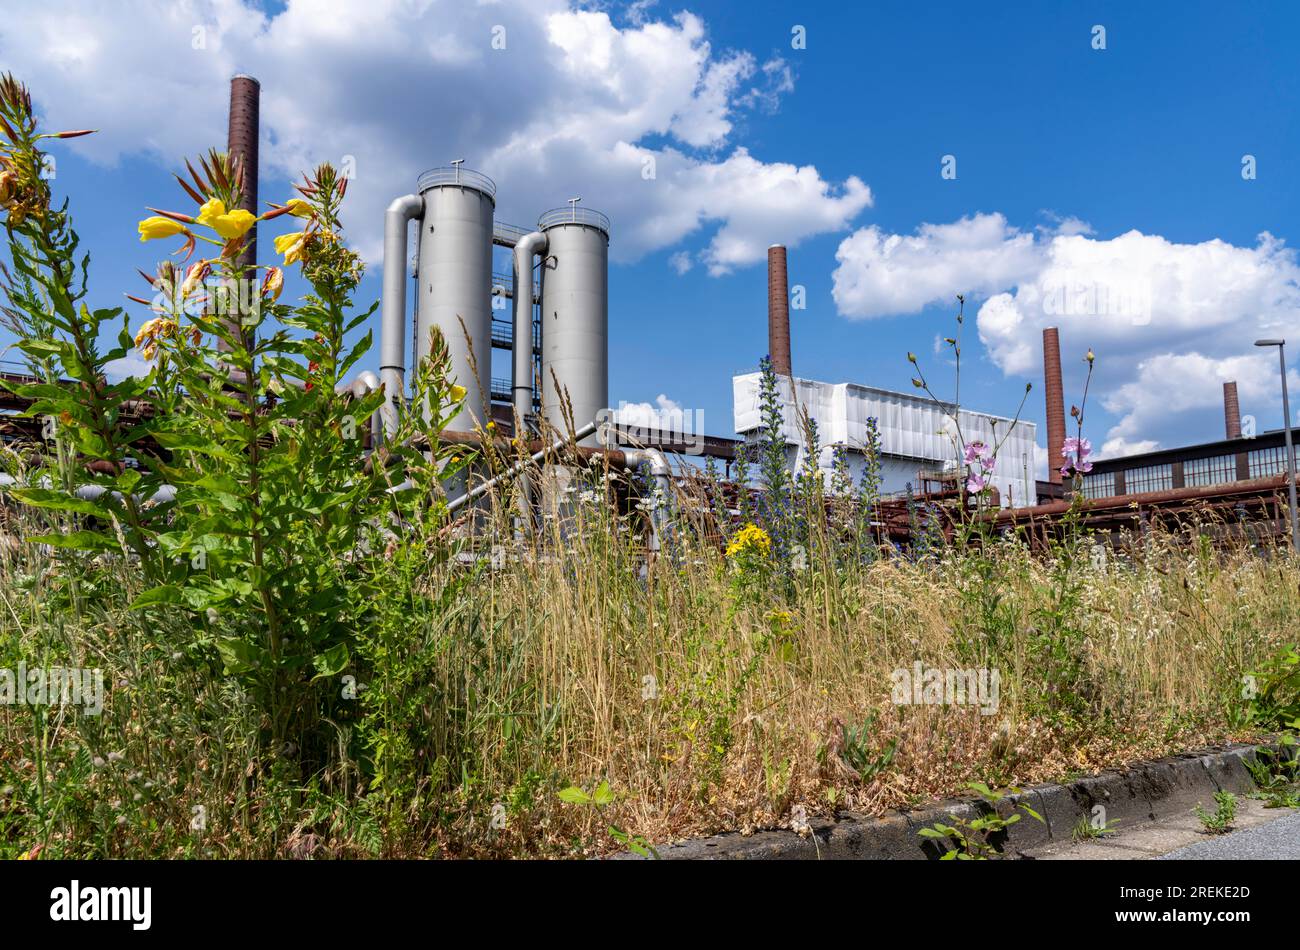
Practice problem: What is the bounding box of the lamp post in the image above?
[1256,339,1299,552]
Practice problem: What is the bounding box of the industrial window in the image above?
[1183,454,1236,487]
[1248,446,1295,478]
[1081,472,1115,499]
[1124,464,1173,494]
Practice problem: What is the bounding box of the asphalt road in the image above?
[1158,809,1300,860]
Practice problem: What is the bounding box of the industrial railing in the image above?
[537,206,610,234]
[416,165,497,199]
[492,220,532,248]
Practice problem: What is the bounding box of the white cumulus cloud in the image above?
[830,212,1300,454]
[0,0,869,269]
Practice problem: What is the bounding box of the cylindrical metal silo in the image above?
[415,165,495,431]
[539,207,609,445]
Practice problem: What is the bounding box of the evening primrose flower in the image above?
[284,198,313,218]
[261,266,284,302]
[274,230,308,265]
[138,216,189,241]
[196,198,256,239]
[179,259,211,298]
[133,316,178,361]
[449,384,467,403]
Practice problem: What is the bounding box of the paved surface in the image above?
[1158,809,1300,860]
[1026,797,1300,860]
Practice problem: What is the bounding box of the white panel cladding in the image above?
[733,373,1038,508]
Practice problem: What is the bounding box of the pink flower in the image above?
[964,440,995,471]
[966,472,987,493]
[1060,436,1094,477]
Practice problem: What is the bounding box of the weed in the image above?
[1195,791,1238,834]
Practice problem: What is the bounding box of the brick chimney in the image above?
[1223,380,1242,439]
[1043,327,1066,484]
[767,245,792,377]
[224,74,260,351]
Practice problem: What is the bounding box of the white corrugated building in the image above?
[732,373,1038,509]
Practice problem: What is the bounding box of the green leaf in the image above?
[556,786,591,805]
[311,642,350,681]
[216,638,263,676]
[26,530,117,551]
[128,585,184,609]
[151,431,239,461]
[9,487,112,518]
[592,781,615,807]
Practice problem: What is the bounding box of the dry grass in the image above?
[1,469,1295,858]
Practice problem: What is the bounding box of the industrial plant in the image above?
[0,73,1295,554]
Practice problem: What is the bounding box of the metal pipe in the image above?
[448,420,598,514]
[626,447,671,552]
[512,231,547,433]
[1277,346,1299,551]
[380,194,424,438]
[1255,339,1299,551]
[335,370,384,447]
[511,231,547,533]
[989,471,1298,522]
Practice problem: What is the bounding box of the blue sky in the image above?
[5,0,1299,466]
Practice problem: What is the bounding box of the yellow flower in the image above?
[274,230,308,265]
[284,198,313,218]
[449,384,467,403]
[196,197,224,227]
[725,523,772,559]
[138,216,189,241]
[133,316,178,361]
[196,198,256,239]
[212,208,255,239]
[261,266,284,302]
[180,259,211,298]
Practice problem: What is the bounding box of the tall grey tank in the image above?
[415,166,495,431]
[539,207,609,445]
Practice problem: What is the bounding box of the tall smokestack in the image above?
[1224,381,1242,439]
[225,74,260,350]
[1043,327,1066,484]
[767,244,792,377]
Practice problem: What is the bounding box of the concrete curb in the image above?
[624,742,1276,860]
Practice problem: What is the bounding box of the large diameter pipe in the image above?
[512,231,548,432]
[448,420,599,514]
[380,194,424,437]
[625,447,671,553]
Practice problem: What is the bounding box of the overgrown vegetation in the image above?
[0,74,1298,859]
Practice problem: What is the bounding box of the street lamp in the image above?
[1255,339,1299,552]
